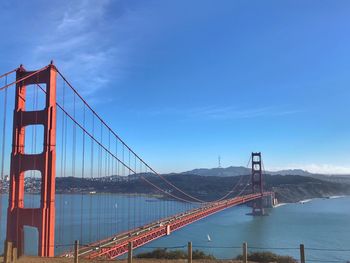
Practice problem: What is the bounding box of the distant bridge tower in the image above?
[6,64,57,257]
[251,152,264,216]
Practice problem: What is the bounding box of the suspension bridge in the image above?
[0,63,274,260]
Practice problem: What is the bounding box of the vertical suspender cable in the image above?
[128,150,131,231]
[72,94,76,176]
[89,114,94,243]
[107,131,112,235]
[0,77,8,176]
[122,144,125,232]
[103,146,107,237]
[0,75,8,241]
[63,84,68,247]
[80,104,86,243]
[72,93,77,243]
[133,154,136,229]
[70,93,76,242]
[103,133,108,236]
[111,132,114,176]
[115,137,118,234]
[139,162,142,227]
[97,121,102,241]
[62,80,68,247]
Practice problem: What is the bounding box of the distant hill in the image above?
[182,166,350,184]
[269,169,313,176]
[182,166,314,177]
[182,166,251,177]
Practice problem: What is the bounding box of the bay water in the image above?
[0,194,349,261]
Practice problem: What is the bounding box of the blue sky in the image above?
[1,0,350,174]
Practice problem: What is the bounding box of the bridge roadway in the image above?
[72,192,273,259]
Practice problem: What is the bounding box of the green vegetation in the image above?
[236,251,297,263]
[136,248,215,260]
[136,249,297,262]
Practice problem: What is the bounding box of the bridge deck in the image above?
[72,192,273,259]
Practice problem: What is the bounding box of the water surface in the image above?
[1,194,349,261]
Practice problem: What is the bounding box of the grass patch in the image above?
[236,251,297,263]
[136,248,215,260]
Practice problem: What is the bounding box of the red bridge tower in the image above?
[251,152,264,216]
[5,64,57,257]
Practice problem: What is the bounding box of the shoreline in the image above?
[273,194,349,208]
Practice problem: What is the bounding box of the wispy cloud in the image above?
[32,0,111,95]
[142,105,301,121]
[31,0,140,101]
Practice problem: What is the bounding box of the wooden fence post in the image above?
[242,242,248,263]
[74,240,79,263]
[188,242,192,263]
[128,242,133,263]
[12,247,17,262]
[300,244,305,263]
[4,241,12,263]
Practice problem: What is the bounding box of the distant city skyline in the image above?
[1,1,350,174]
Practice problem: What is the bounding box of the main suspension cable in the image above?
[55,67,255,204]
[51,85,199,233]
[0,68,17,79]
[54,68,207,203]
[26,65,255,205]
[0,66,49,91]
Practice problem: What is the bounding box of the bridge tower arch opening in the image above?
[5,64,57,258]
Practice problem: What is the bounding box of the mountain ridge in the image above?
[181,166,350,182]
[182,166,313,177]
